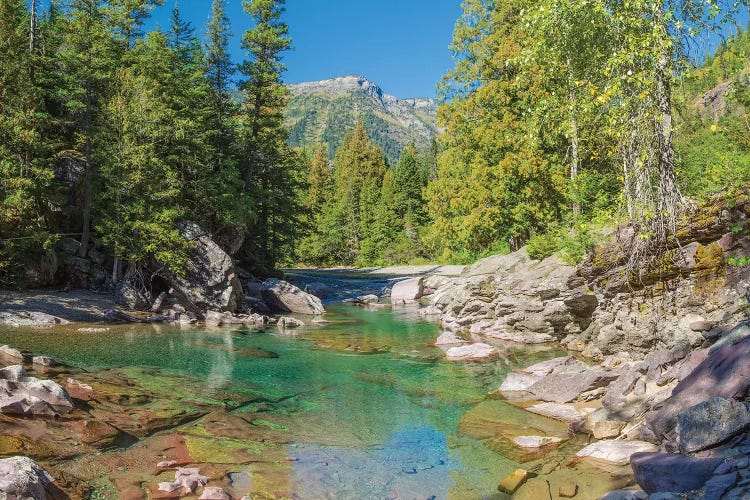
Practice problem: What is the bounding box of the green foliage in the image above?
[526,225,594,265]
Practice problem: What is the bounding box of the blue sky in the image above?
[146,0,462,98]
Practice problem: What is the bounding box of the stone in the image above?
[0,366,73,415]
[498,469,528,494]
[528,370,619,404]
[158,481,181,492]
[0,365,27,382]
[645,337,750,442]
[199,487,231,500]
[599,490,648,500]
[162,222,245,313]
[0,345,23,360]
[631,452,723,494]
[677,397,750,453]
[434,331,467,346]
[32,356,58,367]
[304,282,336,299]
[419,305,443,316]
[575,440,658,465]
[513,436,563,448]
[261,279,325,315]
[390,277,424,304]
[115,265,151,310]
[348,294,379,305]
[709,323,750,353]
[0,456,54,499]
[499,372,541,392]
[445,343,496,361]
[525,402,589,422]
[564,293,599,317]
[157,461,178,468]
[0,312,70,328]
[522,356,575,377]
[558,482,578,498]
[277,317,305,329]
[702,472,738,500]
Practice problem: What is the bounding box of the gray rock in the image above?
[434,331,467,346]
[710,323,750,353]
[115,265,151,310]
[575,440,657,465]
[644,337,750,442]
[277,317,305,329]
[32,356,58,367]
[599,490,648,500]
[304,282,336,299]
[522,356,575,377]
[677,397,750,453]
[0,365,73,415]
[0,456,54,499]
[0,345,23,360]
[390,277,424,304]
[528,370,619,404]
[0,312,70,328]
[564,292,599,317]
[445,343,496,361]
[262,279,325,315]
[499,372,541,392]
[631,452,723,493]
[162,222,244,313]
[702,472,738,500]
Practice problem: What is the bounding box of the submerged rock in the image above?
[498,468,528,494]
[445,343,496,361]
[525,402,591,422]
[0,456,54,499]
[262,279,325,315]
[513,436,563,449]
[575,440,658,465]
[499,372,541,393]
[0,365,73,416]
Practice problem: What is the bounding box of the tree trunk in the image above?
[569,85,580,217]
[653,3,683,231]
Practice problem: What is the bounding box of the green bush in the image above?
[526,224,594,264]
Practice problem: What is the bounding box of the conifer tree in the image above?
[0,0,61,283]
[239,0,302,272]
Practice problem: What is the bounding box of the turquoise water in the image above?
[0,303,564,498]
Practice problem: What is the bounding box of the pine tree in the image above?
[393,143,426,224]
[0,0,61,284]
[331,121,387,264]
[239,0,302,272]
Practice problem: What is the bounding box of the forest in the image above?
[2,0,750,286]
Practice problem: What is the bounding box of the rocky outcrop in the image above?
[390,277,424,304]
[261,279,324,315]
[0,311,70,328]
[161,222,244,313]
[0,456,55,499]
[0,365,73,417]
[422,193,749,359]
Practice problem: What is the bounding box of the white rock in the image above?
[0,456,54,499]
[522,356,575,377]
[513,436,563,448]
[32,356,58,367]
[434,331,467,346]
[526,402,592,422]
[391,277,424,304]
[0,345,23,360]
[199,487,231,500]
[445,343,496,361]
[575,439,658,465]
[499,372,541,392]
[277,317,305,329]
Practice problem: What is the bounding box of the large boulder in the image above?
[390,277,424,304]
[115,265,151,310]
[162,223,244,313]
[574,440,658,465]
[0,365,73,416]
[0,457,54,499]
[261,279,324,315]
[631,452,723,494]
[644,336,750,442]
[676,397,750,453]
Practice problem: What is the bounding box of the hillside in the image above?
[285,75,440,164]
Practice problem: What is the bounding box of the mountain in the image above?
[284,75,440,165]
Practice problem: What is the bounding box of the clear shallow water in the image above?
[0,302,565,499]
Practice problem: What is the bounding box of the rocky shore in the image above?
[405,194,750,498]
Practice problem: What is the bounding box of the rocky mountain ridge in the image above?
[285,75,440,164]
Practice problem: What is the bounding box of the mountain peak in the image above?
[284,75,439,165]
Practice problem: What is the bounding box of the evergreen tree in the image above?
[239,0,302,272]
[393,143,426,224]
[0,0,61,284]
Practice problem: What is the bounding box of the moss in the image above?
[694,242,725,272]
